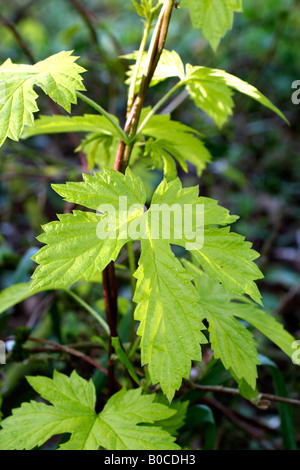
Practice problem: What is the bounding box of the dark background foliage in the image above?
[0,0,299,450]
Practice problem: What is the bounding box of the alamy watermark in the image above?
[292,340,300,365]
[95,197,204,250]
[0,341,6,365]
[291,80,300,105]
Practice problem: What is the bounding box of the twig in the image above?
[0,13,35,64]
[64,0,124,61]
[102,261,119,396]
[231,406,281,435]
[65,341,108,351]
[0,172,68,182]
[65,0,99,46]
[188,382,300,407]
[29,337,109,375]
[13,336,122,390]
[25,345,102,355]
[65,0,125,115]
[201,396,269,445]
[273,281,300,316]
[12,0,39,24]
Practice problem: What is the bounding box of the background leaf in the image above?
[0,371,179,450]
[31,169,146,291]
[0,282,45,315]
[181,0,243,50]
[0,51,86,146]
[22,114,120,139]
[185,64,288,127]
[134,239,207,401]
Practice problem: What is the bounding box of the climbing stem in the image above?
[127,20,152,117]
[114,0,175,173]
[104,0,175,395]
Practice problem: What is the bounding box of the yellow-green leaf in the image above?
[0,51,86,147]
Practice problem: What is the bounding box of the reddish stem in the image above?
[103,1,175,395]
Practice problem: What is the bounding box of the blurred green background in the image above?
[0,0,299,450]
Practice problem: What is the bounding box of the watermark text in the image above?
[0,341,6,365]
[291,80,300,105]
[292,340,300,365]
[96,197,204,250]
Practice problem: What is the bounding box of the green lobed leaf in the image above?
[197,271,260,388]
[0,370,179,450]
[135,178,262,391]
[181,0,243,50]
[154,397,189,436]
[134,239,207,401]
[232,301,296,359]
[206,304,259,388]
[147,178,262,304]
[123,47,286,128]
[148,177,238,227]
[191,227,263,304]
[185,66,234,128]
[131,0,147,17]
[0,282,49,315]
[130,0,164,22]
[21,107,212,175]
[123,49,185,90]
[51,167,146,211]
[0,51,86,147]
[22,114,141,171]
[185,64,288,127]
[97,387,179,450]
[79,134,118,172]
[21,108,211,175]
[124,48,286,128]
[31,171,265,398]
[30,169,146,291]
[195,272,296,387]
[22,114,120,139]
[141,109,212,176]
